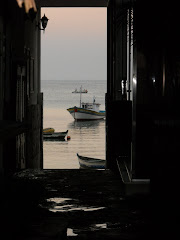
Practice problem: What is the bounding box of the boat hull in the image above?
[72,91,87,93]
[77,153,105,169]
[43,128,55,134]
[67,107,105,120]
[43,130,68,140]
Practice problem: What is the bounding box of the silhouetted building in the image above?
[0,1,180,200]
[0,0,43,176]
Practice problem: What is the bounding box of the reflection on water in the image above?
[43,138,66,142]
[68,119,105,129]
[43,108,105,169]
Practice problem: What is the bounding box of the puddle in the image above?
[82,207,105,212]
[95,223,107,229]
[66,224,107,236]
[50,204,105,213]
[67,222,121,235]
[46,197,105,213]
[14,169,45,179]
[67,228,78,236]
[47,198,72,204]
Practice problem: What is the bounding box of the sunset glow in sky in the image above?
[41,8,107,81]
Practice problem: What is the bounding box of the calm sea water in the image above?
[41,80,106,169]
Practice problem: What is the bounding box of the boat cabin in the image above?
[81,102,100,112]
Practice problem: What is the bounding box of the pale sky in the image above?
[41,8,107,81]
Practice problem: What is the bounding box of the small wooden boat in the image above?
[43,130,68,140]
[43,128,55,134]
[77,153,105,169]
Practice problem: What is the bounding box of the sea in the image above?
[41,80,106,169]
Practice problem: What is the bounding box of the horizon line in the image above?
[41,79,107,81]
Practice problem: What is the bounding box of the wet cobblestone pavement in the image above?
[1,169,151,239]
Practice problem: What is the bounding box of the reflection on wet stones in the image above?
[44,197,106,213]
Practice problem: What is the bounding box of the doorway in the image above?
[41,8,107,169]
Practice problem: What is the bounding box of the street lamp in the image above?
[37,14,49,31]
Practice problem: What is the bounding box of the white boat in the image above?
[72,88,88,93]
[43,130,68,140]
[67,95,105,121]
[77,153,105,169]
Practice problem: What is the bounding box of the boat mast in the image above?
[80,85,82,107]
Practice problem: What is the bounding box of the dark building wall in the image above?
[0,0,43,176]
[133,1,180,182]
[106,0,180,186]
[39,0,107,7]
[131,0,180,228]
[106,0,132,171]
[1,0,179,194]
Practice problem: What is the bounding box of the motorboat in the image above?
[67,97,105,121]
